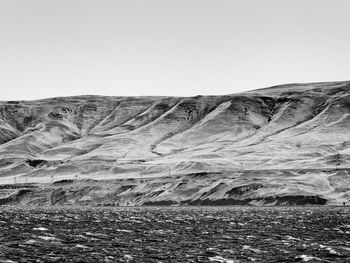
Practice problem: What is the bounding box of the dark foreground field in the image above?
[0,207,349,263]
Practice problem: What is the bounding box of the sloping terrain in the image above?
[1,81,350,205]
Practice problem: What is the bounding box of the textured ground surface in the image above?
[1,81,350,205]
[0,206,349,262]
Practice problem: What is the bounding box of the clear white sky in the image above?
[0,0,349,100]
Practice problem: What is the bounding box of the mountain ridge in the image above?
[0,81,350,206]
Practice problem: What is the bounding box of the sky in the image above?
[0,0,349,100]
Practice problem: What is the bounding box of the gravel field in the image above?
[0,206,349,262]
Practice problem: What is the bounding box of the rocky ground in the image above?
[0,206,349,262]
[0,168,348,206]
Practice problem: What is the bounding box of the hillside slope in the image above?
[1,81,350,205]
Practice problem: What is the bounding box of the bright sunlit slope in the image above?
[0,81,350,205]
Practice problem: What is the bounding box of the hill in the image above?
[1,81,350,205]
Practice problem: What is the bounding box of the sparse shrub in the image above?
[48,112,63,120]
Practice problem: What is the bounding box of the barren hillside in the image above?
[1,81,350,205]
